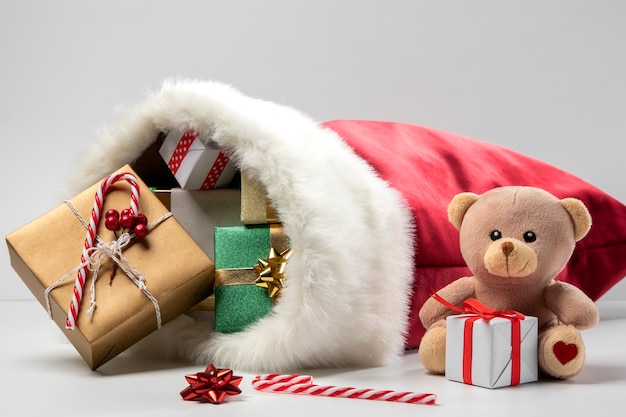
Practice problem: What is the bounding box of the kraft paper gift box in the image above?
[445,313,538,389]
[5,165,215,369]
[159,128,237,190]
[240,172,280,224]
[214,225,289,333]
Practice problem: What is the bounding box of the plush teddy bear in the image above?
[418,186,599,379]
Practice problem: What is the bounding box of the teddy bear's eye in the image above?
[523,231,537,243]
[489,230,502,241]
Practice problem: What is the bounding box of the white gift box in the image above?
[170,188,242,258]
[445,313,538,389]
[159,128,237,189]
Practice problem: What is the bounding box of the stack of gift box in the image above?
[6,128,290,369]
[153,128,289,333]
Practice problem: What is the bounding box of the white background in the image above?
[1,0,625,302]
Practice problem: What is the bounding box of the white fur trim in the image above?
[67,79,415,372]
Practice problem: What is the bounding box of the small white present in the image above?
[445,302,538,389]
[159,128,237,189]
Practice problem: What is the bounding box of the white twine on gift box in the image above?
[66,171,142,330]
[43,201,173,330]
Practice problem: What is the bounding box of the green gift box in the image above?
[214,224,289,333]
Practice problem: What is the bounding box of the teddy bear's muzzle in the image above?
[484,238,538,278]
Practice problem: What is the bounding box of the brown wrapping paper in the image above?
[6,165,215,369]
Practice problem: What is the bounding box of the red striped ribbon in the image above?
[167,129,198,175]
[200,151,230,189]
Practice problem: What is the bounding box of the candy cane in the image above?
[252,374,436,405]
[65,172,140,330]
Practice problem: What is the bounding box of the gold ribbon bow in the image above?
[254,247,293,298]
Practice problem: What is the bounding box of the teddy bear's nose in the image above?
[501,241,514,256]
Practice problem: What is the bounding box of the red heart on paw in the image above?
[553,341,578,365]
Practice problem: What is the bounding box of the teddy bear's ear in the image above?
[561,198,592,241]
[447,192,480,230]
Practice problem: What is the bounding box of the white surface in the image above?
[1,299,624,416]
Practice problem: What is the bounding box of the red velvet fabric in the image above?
[323,119,626,349]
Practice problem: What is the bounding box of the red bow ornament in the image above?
[180,364,243,404]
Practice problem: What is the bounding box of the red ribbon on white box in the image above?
[167,129,197,175]
[200,151,230,189]
[432,294,525,386]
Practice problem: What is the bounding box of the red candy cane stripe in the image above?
[252,374,436,405]
[65,172,140,330]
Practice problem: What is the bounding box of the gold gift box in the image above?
[6,165,215,369]
[240,172,280,224]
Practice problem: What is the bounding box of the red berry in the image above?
[105,215,120,231]
[121,208,135,218]
[134,223,148,238]
[105,209,120,219]
[136,213,148,226]
[119,213,135,229]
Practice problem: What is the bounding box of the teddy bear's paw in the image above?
[418,326,447,374]
[539,325,586,379]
